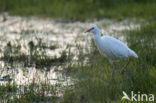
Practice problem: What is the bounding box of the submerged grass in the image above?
[0,22,155,103]
[0,82,59,103]
[0,0,156,102]
[1,39,67,68]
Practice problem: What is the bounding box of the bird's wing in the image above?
[101,36,130,59]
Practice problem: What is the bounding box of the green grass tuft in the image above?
[61,23,156,103]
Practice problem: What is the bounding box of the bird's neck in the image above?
[93,30,101,43]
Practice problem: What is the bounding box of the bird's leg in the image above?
[111,64,115,76]
[121,58,131,74]
[109,60,114,76]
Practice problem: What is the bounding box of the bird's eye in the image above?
[90,27,94,31]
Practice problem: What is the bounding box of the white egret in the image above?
[85,25,138,74]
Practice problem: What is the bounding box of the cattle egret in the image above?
[85,25,138,74]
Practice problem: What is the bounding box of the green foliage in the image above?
[61,23,156,103]
[9,83,58,103]
[0,0,155,21]
[0,1,155,102]
[124,23,156,93]
[0,83,17,103]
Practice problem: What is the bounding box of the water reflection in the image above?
[0,14,142,85]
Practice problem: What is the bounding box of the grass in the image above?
[0,19,155,103]
[0,0,156,102]
[0,0,155,21]
[1,39,67,69]
[0,82,59,103]
[61,23,156,103]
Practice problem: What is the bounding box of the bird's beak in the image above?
[85,29,90,33]
[85,27,94,33]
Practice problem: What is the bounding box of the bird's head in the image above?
[85,25,99,34]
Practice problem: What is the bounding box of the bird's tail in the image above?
[129,49,138,58]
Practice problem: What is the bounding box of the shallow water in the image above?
[0,14,143,86]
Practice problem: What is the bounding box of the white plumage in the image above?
[96,36,138,60]
[85,25,138,74]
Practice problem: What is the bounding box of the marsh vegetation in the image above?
[0,0,156,103]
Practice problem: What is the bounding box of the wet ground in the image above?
[0,14,143,86]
